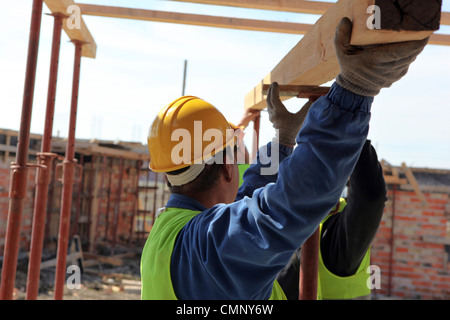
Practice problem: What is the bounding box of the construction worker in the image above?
[272,140,387,300]
[236,88,386,300]
[140,18,428,299]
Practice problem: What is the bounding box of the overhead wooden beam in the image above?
[44,0,96,58]
[76,3,450,47]
[244,0,443,110]
[77,4,312,35]
[170,0,450,26]
[170,0,334,15]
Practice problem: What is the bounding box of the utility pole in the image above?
[182,59,187,96]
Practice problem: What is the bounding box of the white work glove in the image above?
[266,82,312,147]
[335,17,429,97]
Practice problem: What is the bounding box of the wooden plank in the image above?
[170,0,450,26]
[244,0,442,110]
[261,84,330,97]
[383,175,407,185]
[77,4,312,35]
[40,252,82,269]
[170,0,334,15]
[44,0,96,58]
[402,162,428,207]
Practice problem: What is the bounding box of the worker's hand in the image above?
[266,82,312,147]
[235,109,260,129]
[334,17,429,97]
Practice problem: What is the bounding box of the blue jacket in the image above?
[167,82,373,299]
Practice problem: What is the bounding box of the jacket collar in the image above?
[166,193,208,212]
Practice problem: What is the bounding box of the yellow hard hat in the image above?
[148,96,239,173]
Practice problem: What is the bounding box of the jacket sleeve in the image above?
[171,82,373,299]
[235,141,293,201]
[320,139,387,276]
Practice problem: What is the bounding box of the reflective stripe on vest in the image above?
[140,206,287,300]
[317,199,372,300]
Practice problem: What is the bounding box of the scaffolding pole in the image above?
[26,13,64,300]
[0,0,44,300]
[54,40,83,300]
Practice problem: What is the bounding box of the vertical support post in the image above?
[181,59,187,96]
[111,158,124,255]
[26,13,64,300]
[250,113,260,162]
[299,228,320,300]
[0,0,43,300]
[54,40,83,300]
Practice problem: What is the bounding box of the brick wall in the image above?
[371,187,450,299]
[0,156,163,255]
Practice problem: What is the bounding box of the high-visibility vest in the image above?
[238,164,250,186]
[140,206,287,300]
[317,199,372,300]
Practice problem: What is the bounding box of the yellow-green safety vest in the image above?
[140,206,287,300]
[317,199,372,300]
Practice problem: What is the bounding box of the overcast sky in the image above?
[1,0,449,169]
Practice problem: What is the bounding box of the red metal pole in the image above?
[26,13,64,300]
[54,40,83,300]
[299,227,320,300]
[0,0,43,300]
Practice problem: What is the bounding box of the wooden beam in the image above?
[170,0,450,26]
[383,175,407,185]
[244,0,443,110]
[44,0,96,58]
[169,0,334,15]
[402,162,428,207]
[261,84,331,98]
[77,4,312,35]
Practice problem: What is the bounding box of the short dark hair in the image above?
[167,146,235,194]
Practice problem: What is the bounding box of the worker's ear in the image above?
[222,163,234,183]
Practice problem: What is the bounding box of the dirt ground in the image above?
[10,246,142,300]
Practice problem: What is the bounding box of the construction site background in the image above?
[0,128,449,299]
